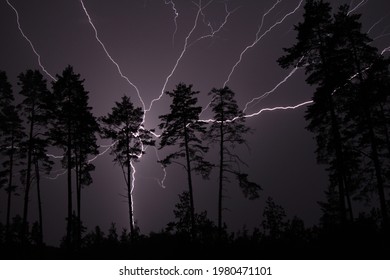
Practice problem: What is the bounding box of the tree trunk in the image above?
[22,106,35,243]
[317,35,348,223]
[328,93,348,224]
[6,132,15,242]
[66,118,73,249]
[35,160,43,246]
[183,123,195,238]
[367,113,389,229]
[75,153,82,249]
[218,95,224,237]
[351,43,389,229]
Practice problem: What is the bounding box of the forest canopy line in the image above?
[0,0,390,259]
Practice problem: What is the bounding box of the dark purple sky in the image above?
[1,0,390,246]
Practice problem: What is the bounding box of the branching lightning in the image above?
[79,0,145,111]
[243,67,301,113]
[201,0,303,116]
[187,2,236,48]
[146,0,207,114]
[5,0,56,81]
[223,0,304,88]
[8,0,390,232]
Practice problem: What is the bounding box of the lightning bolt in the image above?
[87,143,116,164]
[153,146,167,188]
[240,100,313,120]
[188,2,237,48]
[46,153,64,159]
[367,17,385,34]
[146,0,211,113]
[5,0,56,81]
[79,0,145,111]
[164,0,179,46]
[348,0,368,16]
[243,66,301,113]
[201,0,302,116]
[199,100,313,124]
[223,0,304,88]
[381,46,390,55]
[45,169,67,180]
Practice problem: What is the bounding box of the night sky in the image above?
[1,0,390,246]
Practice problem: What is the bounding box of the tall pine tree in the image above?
[51,66,98,248]
[100,95,154,238]
[159,83,213,237]
[18,69,52,244]
[205,86,261,236]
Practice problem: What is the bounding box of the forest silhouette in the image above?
[1,0,390,259]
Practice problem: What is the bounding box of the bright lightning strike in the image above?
[199,100,313,124]
[5,0,56,81]
[241,100,313,120]
[79,0,146,111]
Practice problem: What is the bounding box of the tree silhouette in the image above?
[166,191,216,241]
[205,86,261,236]
[278,0,357,224]
[158,83,213,237]
[51,65,98,248]
[18,69,52,244]
[262,197,288,239]
[331,6,390,228]
[72,87,99,248]
[279,1,390,229]
[100,95,154,238]
[0,71,25,242]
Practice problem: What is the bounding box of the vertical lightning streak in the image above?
[79,0,145,111]
[130,160,136,226]
[164,0,179,46]
[5,0,56,81]
[146,0,208,113]
[153,147,167,188]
